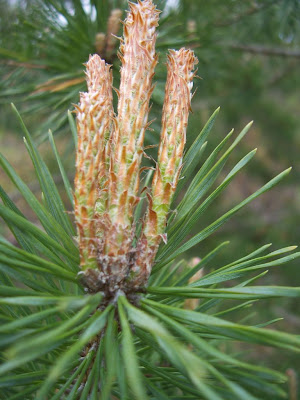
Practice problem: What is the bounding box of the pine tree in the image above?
[0,1,299,399]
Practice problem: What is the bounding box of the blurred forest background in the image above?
[0,0,299,392]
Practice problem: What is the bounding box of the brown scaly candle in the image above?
[101,0,160,288]
[74,54,113,272]
[133,48,198,288]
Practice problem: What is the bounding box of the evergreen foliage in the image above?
[0,104,299,399]
[0,0,299,399]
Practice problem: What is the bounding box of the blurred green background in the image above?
[0,0,299,395]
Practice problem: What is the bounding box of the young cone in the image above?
[74,54,114,271]
[133,48,198,288]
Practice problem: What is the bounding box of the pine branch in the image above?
[214,0,279,27]
[226,43,300,58]
[1,1,299,398]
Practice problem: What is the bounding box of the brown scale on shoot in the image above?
[73,0,198,295]
[74,55,113,271]
[132,48,198,288]
[104,0,159,257]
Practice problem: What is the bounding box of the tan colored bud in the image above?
[133,48,198,287]
[95,32,106,56]
[106,9,123,57]
[187,19,197,34]
[74,54,114,270]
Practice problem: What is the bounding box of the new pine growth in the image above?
[74,0,198,294]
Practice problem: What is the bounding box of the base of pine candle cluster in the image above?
[78,270,146,313]
[78,262,147,296]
